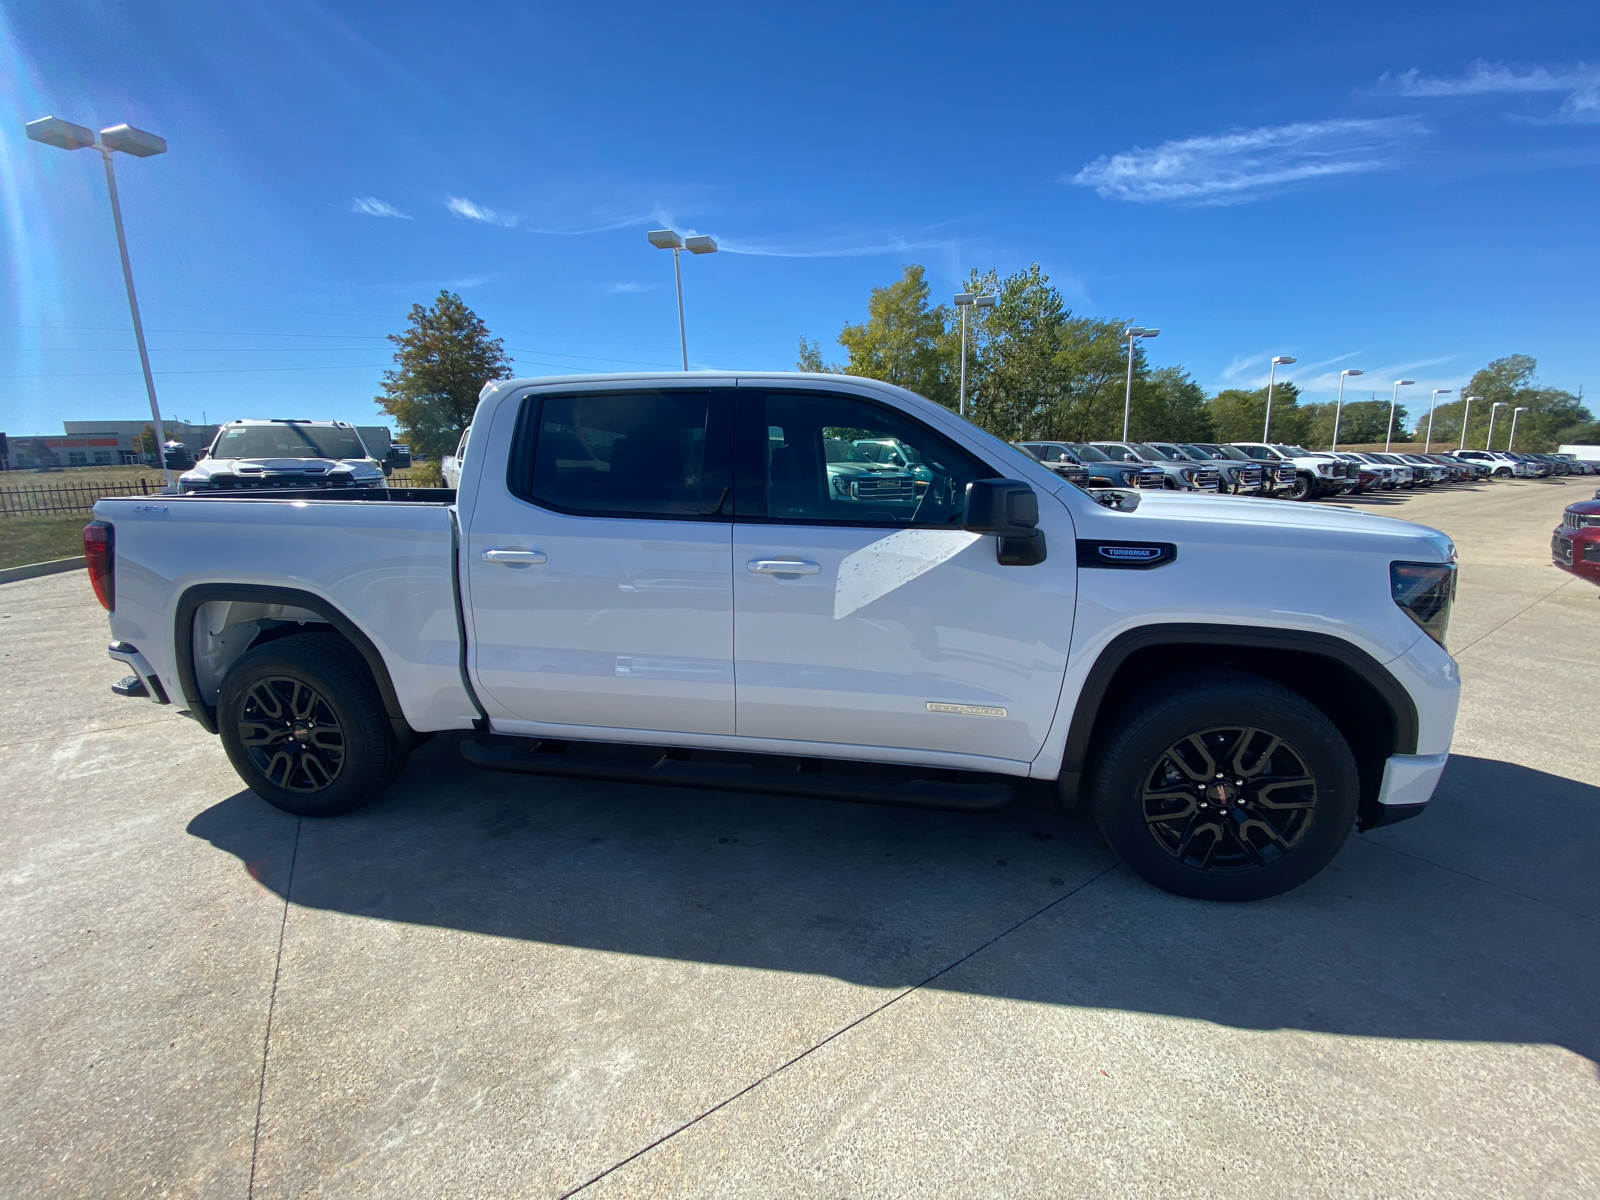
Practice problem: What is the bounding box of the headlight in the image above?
[1391,561,1457,647]
[1180,468,1195,480]
[1316,463,1331,474]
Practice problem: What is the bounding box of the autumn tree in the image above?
[377,291,513,465]
[834,265,956,408]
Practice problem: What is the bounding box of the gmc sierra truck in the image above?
[89,372,1461,902]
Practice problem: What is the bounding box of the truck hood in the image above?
[183,456,382,478]
[1096,490,1455,557]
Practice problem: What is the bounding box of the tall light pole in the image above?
[1507,405,1529,451]
[1121,326,1160,441]
[952,292,996,418]
[1330,369,1365,452]
[1459,396,1478,450]
[1424,388,1451,453]
[1383,379,1415,452]
[648,228,718,370]
[1485,400,1508,450]
[1262,355,1296,442]
[26,116,175,488]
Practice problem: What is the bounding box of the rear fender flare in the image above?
[173,583,408,740]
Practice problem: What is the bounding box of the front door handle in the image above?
[747,559,821,575]
[483,549,547,564]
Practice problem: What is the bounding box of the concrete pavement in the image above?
[2,476,1596,1198]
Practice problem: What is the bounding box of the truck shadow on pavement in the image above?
[189,739,1600,1062]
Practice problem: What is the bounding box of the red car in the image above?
[1552,500,1600,584]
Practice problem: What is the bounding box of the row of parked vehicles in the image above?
[1014,439,1598,501]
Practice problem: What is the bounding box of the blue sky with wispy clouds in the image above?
[2,0,1597,435]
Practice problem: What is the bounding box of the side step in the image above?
[459,737,1015,812]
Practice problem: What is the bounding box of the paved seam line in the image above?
[557,862,1121,1199]
[1361,836,1597,924]
[247,816,302,1199]
[1452,574,1580,658]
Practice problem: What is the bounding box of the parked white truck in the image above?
[89,372,1461,901]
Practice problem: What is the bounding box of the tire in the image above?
[1085,671,1360,901]
[1285,472,1313,501]
[217,633,399,817]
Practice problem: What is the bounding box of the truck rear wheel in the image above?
[1086,672,1359,901]
[217,633,399,817]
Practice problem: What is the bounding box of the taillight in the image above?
[84,520,114,611]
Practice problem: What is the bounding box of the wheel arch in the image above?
[1059,624,1420,829]
[174,583,408,741]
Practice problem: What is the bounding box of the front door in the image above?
[731,389,1075,764]
[465,385,736,736]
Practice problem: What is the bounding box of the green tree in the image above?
[1302,399,1410,447]
[835,265,955,407]
[1426,354,1596,451]
[1210,382,1311,446]
[960,264,1133,441]
[377,291,513,462]
[796,336,840,373]
[1131,366,1215,443]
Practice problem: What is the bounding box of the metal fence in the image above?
[0,478,161,517]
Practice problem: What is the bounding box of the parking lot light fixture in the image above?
[1507,406,1529,452]
[1262,356,1296,442]
[1485,400,1509,451]
[25,115,175,488]
[1330,369,1365,452]
[1384,380,1415,452]
[1121,326,1160,441]
[954,292,997,417]
[1459,396,1478,450]
[648,228,716,370]
[1425,388,1452,453]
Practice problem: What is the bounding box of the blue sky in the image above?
[2,0,1597,437]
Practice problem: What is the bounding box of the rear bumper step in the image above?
[459,737,1015,812]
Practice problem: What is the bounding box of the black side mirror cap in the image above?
[965,479,1046,565]
[963,479,1039,535]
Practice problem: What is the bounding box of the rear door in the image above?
[731,387,1075,765]
[464,384,736,736]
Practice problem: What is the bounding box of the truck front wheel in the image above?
[1285,472,1314,501]
[217,633,400,817]
[1086,672,1359,901]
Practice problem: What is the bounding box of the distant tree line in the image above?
[799,265,1599,452]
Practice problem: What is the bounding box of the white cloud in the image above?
[350,196,411,219]
[1389,61,1600,122]
[718,234,955,258]
[607,282,657,293]
[1071,117,1427,204]
[446,196,516,226]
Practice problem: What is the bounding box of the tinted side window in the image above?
[751,391,990,526]
[515,390,731,518]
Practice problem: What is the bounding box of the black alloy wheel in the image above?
[237,677,345,792]
[1086,671,1359,901]
[1285,473,1313,501]
[1140,727,1317,871]
[218,632,401,816]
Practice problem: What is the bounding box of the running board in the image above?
[459,737,1015,812]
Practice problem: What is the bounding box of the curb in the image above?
[0,556,87,585]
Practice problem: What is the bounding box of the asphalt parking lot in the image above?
[3,477,1597,1199]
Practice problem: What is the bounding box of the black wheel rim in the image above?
[1141,726,1318,871]
[237,676,345,793]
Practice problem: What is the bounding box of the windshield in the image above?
[212,425,367,460]
[1276,444,1311,457]
[1136,443,1183,461]
[854,439,923,466]
[1067,443,1112,462]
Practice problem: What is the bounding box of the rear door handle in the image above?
[483,549,548,564]
[747,559,821,575]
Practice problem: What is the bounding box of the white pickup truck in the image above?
[89,372,1461,901]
